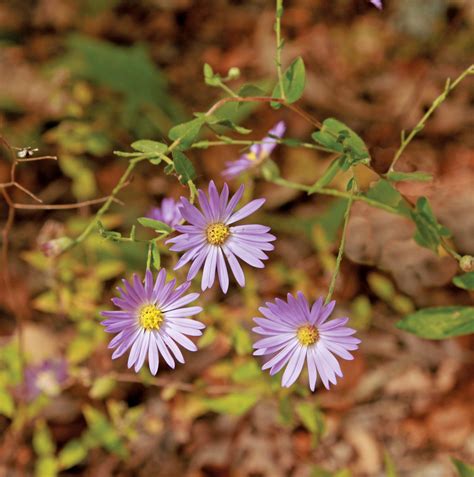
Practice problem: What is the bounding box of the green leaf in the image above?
[261,159,280,181]
[35,457,58,477]
[83,405,128,458]
[33,420,56,456]
[0,388,14,417]
[410,197,451,252]
[231,361,261,383]
[231,327,253,356]
[130,140,167,154]
[58,439,88,470]
[453,272,474,290]
[89,376,116,400]
[204,116,252,135]
[168,117,205,149]
[137,217,172,234]
[452,458,474,477]
[172,150,196,184]
[396,306,474,339]
[65,34,182,126]
[295,402,324,438]
[203,393,258,416]
[386,171,433,182]
[311,118,369,166]
[272,57,306,104]
[384,451,398,477]
[237,83,266,98]
[365,179,409,215]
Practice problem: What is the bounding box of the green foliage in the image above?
[452,272,474,290]
[169,117,206,149]
[312,118,369,165]
[131,139,168,155]
[452,458,474,477]
[64,34,182,126]
[364,179,410,216]
[58,440,88,470]
[203,392,258,416]
[33,420,57,456]
[272,57,306,104]
[397,306,474,339]
[82,405,128,458]
[89,376,116,399]
[384,451,398,477]
[386,171,433,182]
[410,197,451,252]
[137,217,173,234]
[172,150,197,184]
[295,401,325,442]
[0,388,14,417]
[59,155,97,201]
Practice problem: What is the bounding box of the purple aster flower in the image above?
[101,269,205,375]
[253,294,360,391]
[167,181,275,293]
[222,121,286,179]
[147,197,182,229]
[24,359,68,401]
[369,0,383,9]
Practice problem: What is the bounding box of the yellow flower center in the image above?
[206,222,230,245]
[296,325,319,346]
[246,151,259,162]
[139,304,164,331]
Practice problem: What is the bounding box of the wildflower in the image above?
[369,0,383,9]
[101,269,205,375]
[147,197,182,229]
[253,294,360,390]
[222,121,286,179]
[167,181,275,293]
[24,359,68,401]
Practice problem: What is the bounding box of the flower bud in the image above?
[227,67,240,80]
[40,237,73,258]
[459,255,474,273]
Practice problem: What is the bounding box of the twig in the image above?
[325,182,354,304]
[12,196,123,210]
[389,64,474,172]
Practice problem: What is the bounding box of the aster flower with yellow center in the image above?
[253,293,360,390]
[101,269,205,375]
[167,181,276,293]
[222,121,286,179]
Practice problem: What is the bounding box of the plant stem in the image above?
[325,184,354,304]
[65,158,143,251]
[146,242,153,270]
[275,0,286,100]
[270,177,401,215]
[389,64,474,172]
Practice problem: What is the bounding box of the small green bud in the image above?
[459,255,474,272]
[40,237,73,257]
[227,67,240,80]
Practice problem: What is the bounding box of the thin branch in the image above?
[389,64,474,172]
[13,195,123,210]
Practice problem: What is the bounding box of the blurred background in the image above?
[0,0,473,476]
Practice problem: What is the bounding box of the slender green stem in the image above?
[390,64,473,172]
[217,81,239,98]
[275,0,286,100]
[146,242,153,270]
[325,184,354,304]
[191,138,333,153]
[65,158,144,250]
[270,177,401,215]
